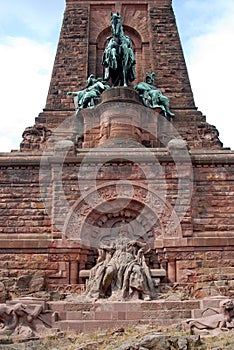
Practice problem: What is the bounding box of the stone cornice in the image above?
[0,148,233,167]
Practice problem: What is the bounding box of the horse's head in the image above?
[110,12,123,37]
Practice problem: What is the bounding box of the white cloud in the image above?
[179,0,234,149]
[0,1,64,40]
[0,37,55,151]
[187,14,234,148]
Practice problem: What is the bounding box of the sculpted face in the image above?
[111,13,122,36]
[220,299,234,311]
[146,76,153,84]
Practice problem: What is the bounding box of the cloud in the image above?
[0,36,55,151]
[185,2,234,149]
[0,1,64,40]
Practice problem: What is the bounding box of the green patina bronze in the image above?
[102,12,136,87]
[67,74,109,113]
[134,72,175,117]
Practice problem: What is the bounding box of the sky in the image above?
[0,0,233,152]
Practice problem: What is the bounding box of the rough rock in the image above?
[29,276,46,292]
[108,333,201,350]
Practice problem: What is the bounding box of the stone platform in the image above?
[48,297,227,333]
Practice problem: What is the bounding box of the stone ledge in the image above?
[49,299,202,333]
[0,238,52,249]
[0,148,233,166]
[79,268,166,279]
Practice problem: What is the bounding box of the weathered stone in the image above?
[0,0,233,321]
[167,138,188,150]
[29,276,46,293]
[0,283,7,303]
[139,333,170,349]
[185,299,234,335]
[108,333,201,350]
[16,275,32,291]
[0,299,51,340]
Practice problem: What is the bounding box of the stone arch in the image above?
[82,198,163,248]
[63,182,182,248]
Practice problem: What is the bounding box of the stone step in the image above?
[49,299,201,333]
[49,300,200,313]
[55,317,185,333]
[49,298,228,333]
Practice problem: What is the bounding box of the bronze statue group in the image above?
[67,12,174,118]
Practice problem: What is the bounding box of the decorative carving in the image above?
[20,124,52,151]
[49,254,73,262]
[163,251,195,262]
[49,284,85,295]
[64,183,182,244]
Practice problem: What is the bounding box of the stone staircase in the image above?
[49,299,201,333]
[48,296,231,333]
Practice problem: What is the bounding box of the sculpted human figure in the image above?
[85,225,156,300]
[0,302,47,337]
[85,245,115,299]
[67,74,109,113]
[102,12,136,86]
[134,72,175,117]
[0,304,18,335]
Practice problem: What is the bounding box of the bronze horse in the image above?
[102,12,136,87]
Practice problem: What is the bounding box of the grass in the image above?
[1,324,233,350]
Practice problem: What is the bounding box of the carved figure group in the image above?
[0,301,50,337]
[102,12,136,87]
[85,225,156,301]
[67,74,109,113]
[185,299,234,334]
[134,72,175,117]
[20,125,52,151]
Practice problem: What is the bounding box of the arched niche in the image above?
[89,25,145,82]
[63,182,182,249]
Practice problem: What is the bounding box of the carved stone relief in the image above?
[64,183,182,248]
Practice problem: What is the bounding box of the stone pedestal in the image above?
[82,87,159,148]
[99,88,143,146]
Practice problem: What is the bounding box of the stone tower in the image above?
[0,0,233,299]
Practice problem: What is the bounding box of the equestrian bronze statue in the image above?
[102,12,136,87]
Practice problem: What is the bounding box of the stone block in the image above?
[117,311,126,320]
[95,311,112,320]
[201,297,226,309]
[126,311,144,320]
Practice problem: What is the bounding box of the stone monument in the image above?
[0,0,233,335]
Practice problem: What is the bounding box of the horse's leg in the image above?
[111,48,117,70]
[122,66,127,87]
[103,66,109,81]
[121,43,129,87]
